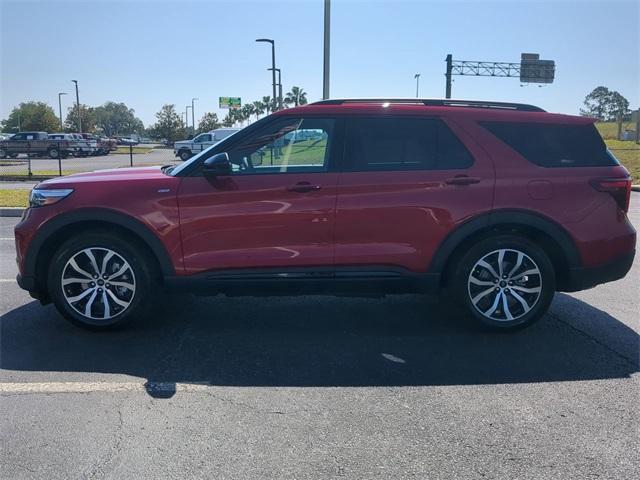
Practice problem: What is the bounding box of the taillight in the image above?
[590,177,632,213]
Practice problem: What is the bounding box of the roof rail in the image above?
[310,98,545,112]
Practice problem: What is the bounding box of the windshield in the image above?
[169,128,242,176]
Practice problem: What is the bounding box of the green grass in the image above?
[113,147,153,155]
[596,122,638,140]
[606,139,640,182]
[0,189,29,207]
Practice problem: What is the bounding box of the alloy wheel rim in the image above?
[467,248,542,322]
[61,247,136,320]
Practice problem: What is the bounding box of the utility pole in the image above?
[268,68,283,109]
[192,98,198,133]
[256,39,277,111]
[323,0,331,99]
[57,92,67,130]
[186,106,191,133]
[414,73,420,98]
[71,80,82,132]
[444,55,452,99]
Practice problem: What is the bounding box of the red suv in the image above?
[14,99,636,331]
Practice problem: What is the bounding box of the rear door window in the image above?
[480,122,618,167]
[343,117,473,171]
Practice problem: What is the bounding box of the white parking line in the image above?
[0,381,211,394]
[0,238,14,240]
[0,279,16,282]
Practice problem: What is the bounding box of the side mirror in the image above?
[203,152,232,176]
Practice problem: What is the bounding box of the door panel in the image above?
[177,117,339,275]
[178,174,337,274]
[334,117,495,273]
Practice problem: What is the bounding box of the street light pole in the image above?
[414,73,420,98]
[323,0,331,99]
[71,80,82,133]
[57,92,67,130]
[268,68,283,109]
[256,38,277,111]
[185,106,191,133]
[192,98,198,133]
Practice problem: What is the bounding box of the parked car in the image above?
[117,137,139,146]
[82,134,116,155]
[0,131,77,159]
[48,134,93,157]
[173,128,240,161]
[14,98,636,331]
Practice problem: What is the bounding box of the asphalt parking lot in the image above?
[0,148,179,177]
[0,195,638,479]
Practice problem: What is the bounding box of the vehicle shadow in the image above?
[1,293,637,398]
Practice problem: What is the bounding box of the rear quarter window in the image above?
[344,117,473,171]
[480,122,618,167]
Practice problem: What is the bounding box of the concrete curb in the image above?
[0,207,24,217]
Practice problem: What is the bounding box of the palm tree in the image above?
[252,101,265,120]
[262,96,272,114]
[241,104,254,126]
[285,86,308,107]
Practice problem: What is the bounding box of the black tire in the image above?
[48,147,60,159]
[450,235,555,331]
[0,148,7,159]
[47,230,158,330]
[179,149,192,161]
[8,153,18,159]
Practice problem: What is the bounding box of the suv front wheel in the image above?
[451,235,555,330]
[48,231,157,330]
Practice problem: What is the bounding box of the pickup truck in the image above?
[82,134,117,155]
[0,131,79,159]
[173,128,240,161]
[48,134,93,157]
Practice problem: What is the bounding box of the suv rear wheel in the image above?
[451,235,555,330]
[48,231,157,330]
[179,149,192,161]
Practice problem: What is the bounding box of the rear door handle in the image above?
[445,176,481,186]
[287,182,322,193]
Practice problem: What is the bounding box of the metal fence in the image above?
[0,145,180,180]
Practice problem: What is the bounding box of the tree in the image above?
[605,91,630,121]
[580,86,630,121]
[284,86,308,107]
[222,108,241,127]
[252,100,265,120]
[64,104,96,133]
[197,112,221,133]
[262,96,273,115]
[241,104,255,125]
[149,104,186,142]
[93,102,144,137]
[1,102,59,133]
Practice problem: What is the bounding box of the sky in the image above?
[1,0,638,127]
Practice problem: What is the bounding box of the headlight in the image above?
[29,188,74,208]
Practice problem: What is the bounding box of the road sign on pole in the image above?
[219,97,242,109]
[519,53,555,84]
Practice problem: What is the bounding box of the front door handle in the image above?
[445,176,481,186]
[287,182,322,193]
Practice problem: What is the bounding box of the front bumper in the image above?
[564,250,635,292]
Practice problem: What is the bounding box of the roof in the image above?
[273,99,593,124]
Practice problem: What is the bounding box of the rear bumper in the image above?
[563,250,635,292]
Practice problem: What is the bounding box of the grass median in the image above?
[0,189,29,208]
